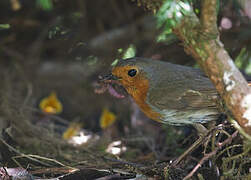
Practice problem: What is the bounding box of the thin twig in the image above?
[21,83,33,113]
[0,139,68,167]
[0,139,51,167]
[183,130,238,180]
[23,106,70,126]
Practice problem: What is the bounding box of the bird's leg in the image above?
[171,124,209,167]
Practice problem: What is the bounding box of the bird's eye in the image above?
[128,69,137,77]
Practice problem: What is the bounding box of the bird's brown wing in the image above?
[147,76,219,111]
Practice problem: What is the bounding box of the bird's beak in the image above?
[99,73,119,82]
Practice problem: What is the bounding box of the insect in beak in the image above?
[99,73,120,82]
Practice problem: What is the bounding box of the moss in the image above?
[132,0,162,12]
[191,39,196,46]
[163,166,169,179]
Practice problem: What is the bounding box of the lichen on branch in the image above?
[156,0,251,138]
[173,0,251,138]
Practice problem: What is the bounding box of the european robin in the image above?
[102,57,251,165]
[102,57,224,165]
[108,57,221,126]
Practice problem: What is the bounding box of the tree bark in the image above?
[172,0,251,139]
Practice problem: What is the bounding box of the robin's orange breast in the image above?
[126,76,162,122]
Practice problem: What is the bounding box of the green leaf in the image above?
[155,0,191,42]
[0,24,10,29]
[122,44,136,59]
[111,59,119,66]
[36,0,53,11]
[235,47,251,75]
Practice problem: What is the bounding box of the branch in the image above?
[183,130,238,180]
[200,0,218,35]
[172,0,251,139]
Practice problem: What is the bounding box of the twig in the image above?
[183,130,238,180]
[0,138,52,167]
[229,118,251,141]
[21,83,33,113]
[96,173,135,180]
[30,167,78,175]
[0,138,67,167]
[23,106,70,126]
[102,157,144,168]
[22,155,67,167]
[216,144,242,159]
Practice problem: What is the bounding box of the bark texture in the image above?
[172,0,251,139]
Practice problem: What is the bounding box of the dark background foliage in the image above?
[0,0,250,179]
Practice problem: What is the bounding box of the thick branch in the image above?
[172,1,251,138]
[200,0,218,35]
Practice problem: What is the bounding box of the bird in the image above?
[103,57,225,165]
[109,57,221,125]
